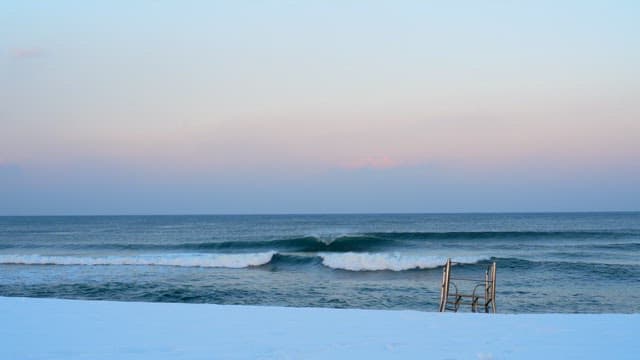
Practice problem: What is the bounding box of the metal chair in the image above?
[438,258,496,313]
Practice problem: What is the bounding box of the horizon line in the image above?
[1,210,638,217]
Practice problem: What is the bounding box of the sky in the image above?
[1,1,639,215]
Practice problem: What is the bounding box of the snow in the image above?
[1,297,638,359]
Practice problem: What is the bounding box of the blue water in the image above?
[1,213,639,313]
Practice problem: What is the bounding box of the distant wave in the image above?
[492,256,640,268]
[318,252,490,271]
[187,235,395,252]
[5,230,632,253]
[365,230,637,240]
[585,243,640,251]
[0,252,276,269]
[1,235,396,253]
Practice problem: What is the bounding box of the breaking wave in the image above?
[2,235,396,253]
[190,235,395,252]
[5,230,634,252]
[0,251,492,272]
[0,252,276,269]
[4,230,635,254]
[318,252,490,271]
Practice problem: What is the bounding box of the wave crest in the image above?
[319,252,490,271]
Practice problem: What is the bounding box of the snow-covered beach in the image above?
[2,297,638,359]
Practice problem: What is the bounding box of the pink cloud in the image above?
[343,155,399,170]
[10,47,44,59]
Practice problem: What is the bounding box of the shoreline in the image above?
[2,296,638,359]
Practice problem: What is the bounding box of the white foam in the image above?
[0,252,276,269]
[304,231,358,245]
[319,252,489,271]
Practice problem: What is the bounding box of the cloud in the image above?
[9,47,44,59]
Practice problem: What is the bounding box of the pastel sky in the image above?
[1,1,639,215]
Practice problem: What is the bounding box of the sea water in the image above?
[1,213,638,313]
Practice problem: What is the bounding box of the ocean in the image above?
[1,213,638,313]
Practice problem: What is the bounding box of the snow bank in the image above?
[1,297,638,359]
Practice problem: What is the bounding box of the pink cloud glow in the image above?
[342,156,400,170]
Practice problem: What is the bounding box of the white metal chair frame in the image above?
[439,258,496,313]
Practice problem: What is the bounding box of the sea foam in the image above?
[318,252,490,271]
[0,252,276,268]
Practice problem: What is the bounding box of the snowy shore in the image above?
[2,297,638,359]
